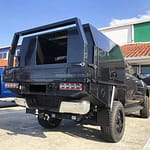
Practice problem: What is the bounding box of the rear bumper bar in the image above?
[15,97,90,115]
[59,100,90,114]
[15,97,28,107]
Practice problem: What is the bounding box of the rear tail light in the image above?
[5,82,19,89]
[59,82,82,91]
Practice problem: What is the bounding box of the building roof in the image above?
[99,19,150,31]
[121,43,150,58]
[0,45,11,49]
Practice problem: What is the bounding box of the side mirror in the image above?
[136,74,142,80]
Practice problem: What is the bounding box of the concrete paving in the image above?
[0,107,149,150]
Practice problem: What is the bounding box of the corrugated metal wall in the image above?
[134,21,150,42]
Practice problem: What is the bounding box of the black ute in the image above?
[3,18,149,142]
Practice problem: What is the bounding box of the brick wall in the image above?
[0,60,8,67]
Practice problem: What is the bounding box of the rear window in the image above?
[36,32,68,65]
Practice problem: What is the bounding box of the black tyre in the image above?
[140,96,149,118]
[101,101,125,143]
[38,116,62,129]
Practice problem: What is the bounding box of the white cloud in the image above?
[110,10,150,26]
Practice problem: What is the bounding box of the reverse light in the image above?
[5,82,19,89]
[59,82,82,91]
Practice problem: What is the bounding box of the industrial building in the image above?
[100,19,150,85]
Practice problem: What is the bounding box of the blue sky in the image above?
[0,0,150,47]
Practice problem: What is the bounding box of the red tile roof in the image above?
[121,43,150,58]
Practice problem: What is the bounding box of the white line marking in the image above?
[143,138,150,150]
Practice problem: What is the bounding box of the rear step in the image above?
[125,104,143,115]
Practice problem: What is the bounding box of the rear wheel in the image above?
[140,96,149,118]
[101,101,125,142]
[38,115,62,129]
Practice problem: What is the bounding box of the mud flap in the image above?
[97,109,110,126]
[98,85,114,108]
[97,86,116,126]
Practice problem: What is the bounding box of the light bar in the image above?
[5,82,19,89]
[59,82,82,91]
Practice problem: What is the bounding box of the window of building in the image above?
[15,50,20,56]
[140,65,150,79]
[132,65,139,74]
[0,52,7,59]
[140,65,150,86]
[141,65,150,74]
